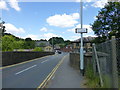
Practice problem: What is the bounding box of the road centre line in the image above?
[41,59,49,63]
[15,65,37,75]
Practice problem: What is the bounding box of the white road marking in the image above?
[52,75,55,80]
[15,65,37,75]
[41,59,49,63]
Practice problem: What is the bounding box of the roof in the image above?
[72,36,96,43]
[35,41,51,47]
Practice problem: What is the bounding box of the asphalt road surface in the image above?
[2,52,67,88]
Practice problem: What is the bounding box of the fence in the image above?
[91,36,119,88]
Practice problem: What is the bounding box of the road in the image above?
[2,53,67,88]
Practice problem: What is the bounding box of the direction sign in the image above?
[75,28,87,33]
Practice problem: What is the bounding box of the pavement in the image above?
[2,53,67,88]
[47,54,85,88]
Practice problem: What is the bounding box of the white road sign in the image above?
[75,28,87,33]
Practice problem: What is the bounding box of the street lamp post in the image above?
[75,0,87,76]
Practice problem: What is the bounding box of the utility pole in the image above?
[52,37,54,52]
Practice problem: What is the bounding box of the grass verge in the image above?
[84,63,101,88]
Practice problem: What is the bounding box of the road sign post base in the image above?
[80,69,84,76]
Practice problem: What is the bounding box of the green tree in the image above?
[2,35,15,51]
[33,47,43,52]
[91,2,120,43]
[48,37,64,45]
[39,43,45,47]
[24,38,35,49]
[64,40,71,46]
[25,38,32,41]
[13,40,25,49]
[59,44,65,48]
[2,35,27,51]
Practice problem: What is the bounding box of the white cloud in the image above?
[84,34,97,37]
[40,27,48,32]
[0,0,21,11]
[24,34,39,40]
[83,4,88,9]
[75,0,108,8]
[4,23,25,34]
[94,16,97,20]
[71,13,79,19]
[0,0,9,10]
[8,0,21,11]
[71,35,80,40]
[91,0,108,8]
[41,33,61,40]
[46,13,79,28]
[75,0,95,2]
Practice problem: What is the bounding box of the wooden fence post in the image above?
[93,43,103,87]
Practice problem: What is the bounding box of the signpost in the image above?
[75,0,87,76]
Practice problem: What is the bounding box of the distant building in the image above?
[61,45,73,52]
[35,40,53,52]
[71,36,96,52]
[54,44,60,50]
[35,40,50,47]
[44,46,53,52]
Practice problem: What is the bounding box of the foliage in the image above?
[39,43,45,47]
[91,2,120,43]
[39,39,47,41]
[2,35,15,51]
[48,37,71,48]
[59,44,65,48]
[64,40,71,46]
[0,19,6,36]
[2,35,35,51]
[48,37,64,45]
[33,47,43,52]
[85,63,100,88]
[24,38,35,49]
[13,40,25,49]
[91,36,107,44]
[25,38,32,41]
[4,33,24,41]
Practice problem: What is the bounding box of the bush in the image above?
[33,47,43,52]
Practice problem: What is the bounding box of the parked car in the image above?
[58,51,62,54]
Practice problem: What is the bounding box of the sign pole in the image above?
[75,0,87,76]
[80,0,84,76]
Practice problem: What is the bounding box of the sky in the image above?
[0,0,109,41]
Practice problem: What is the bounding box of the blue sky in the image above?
[0,0,106,41]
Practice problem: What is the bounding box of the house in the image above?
[61,45,73,52]
[35,40,52,51]
[71,36,96,52]
[54,44,60,51]
[44,46,53,52]
[35,40,50,47]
